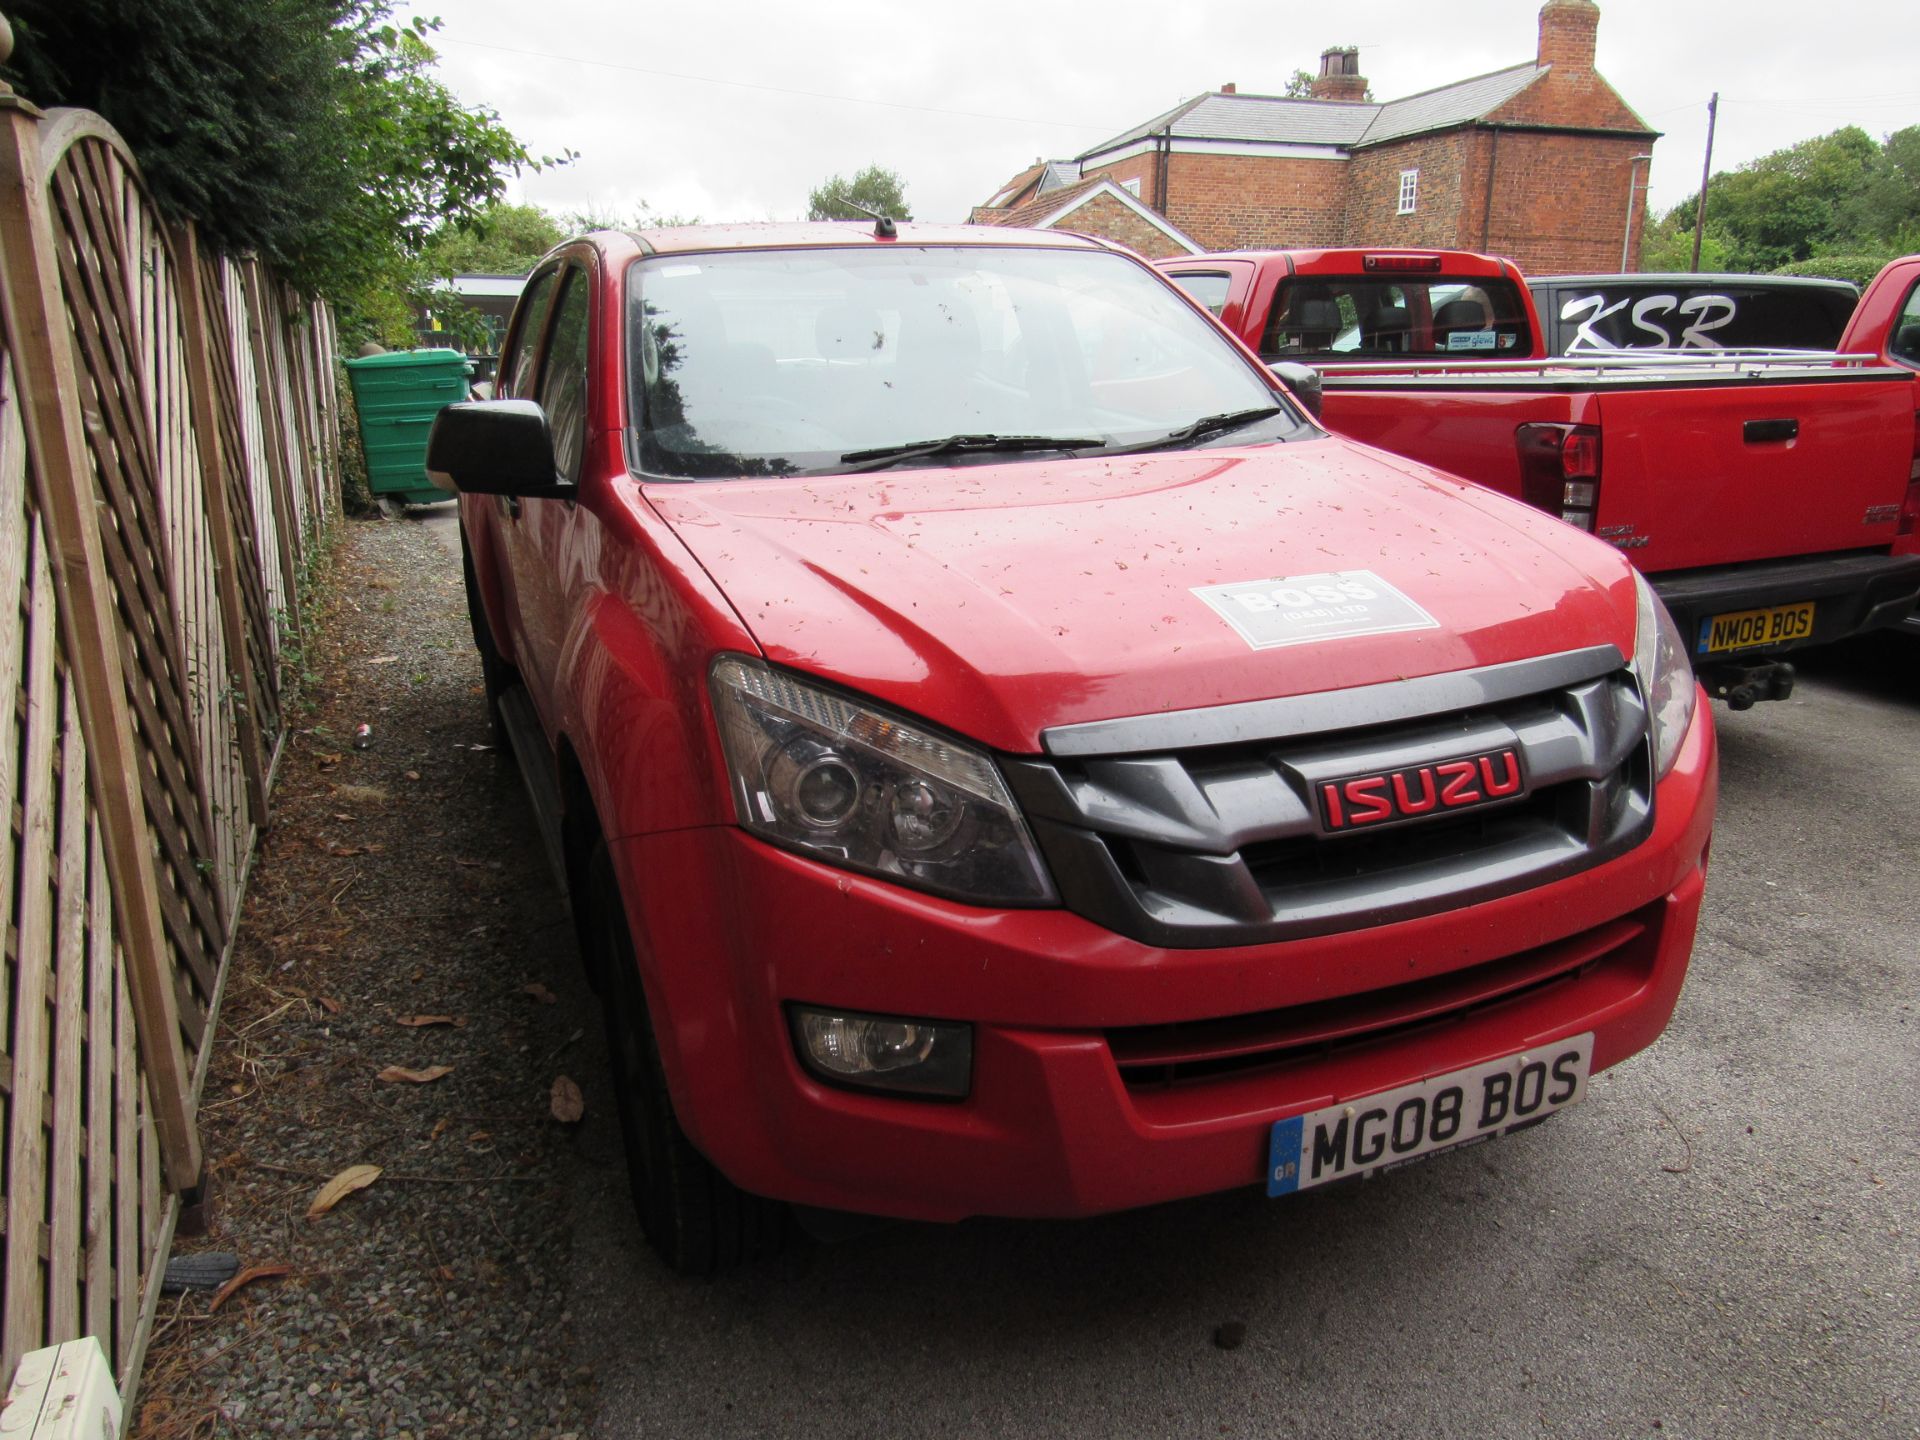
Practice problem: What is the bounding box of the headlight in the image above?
[1631,573,1696,779]
[709,657,1056,905]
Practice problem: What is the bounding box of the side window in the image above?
[502,268,558,399]
[1167,272,1232,317]
[538,267,593,483]
[1890,282,1920,369]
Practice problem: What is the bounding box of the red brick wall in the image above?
[1083,156,1160,207]
[1155,152,1348,251]
[1045,192,1196,260]
[1477,131,1650,273]
[1340,133,1474,249]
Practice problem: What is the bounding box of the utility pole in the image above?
[1691,92,1718,273]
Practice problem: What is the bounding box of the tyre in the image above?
[587,847,785,1274]
[458,529,518,755]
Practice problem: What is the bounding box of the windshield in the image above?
[626,246,1301,478]
[1262,276,1534,360]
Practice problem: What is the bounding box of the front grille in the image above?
[1001,648,1651,948]
[1108,909,1654,1088]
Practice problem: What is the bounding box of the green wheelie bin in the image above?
[343,348,473,505]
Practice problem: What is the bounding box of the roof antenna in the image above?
[838,198,897,239]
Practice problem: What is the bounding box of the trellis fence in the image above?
[0,74,339,1405]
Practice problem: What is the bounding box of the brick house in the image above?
[971,0,1658,273]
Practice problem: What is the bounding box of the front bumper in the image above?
[611,700,1717,1223]
[1650,550,1920,661]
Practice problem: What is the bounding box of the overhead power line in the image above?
[440,35,1122,133]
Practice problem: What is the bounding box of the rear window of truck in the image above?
[1261,277,1533,360]
[1539,282,1859,354]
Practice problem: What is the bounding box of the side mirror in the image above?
[426,400,572,498]
[1268,361,1323,421]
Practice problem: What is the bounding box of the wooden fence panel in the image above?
[0,92,340,1400]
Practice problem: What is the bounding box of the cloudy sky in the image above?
[405,0,1918,229]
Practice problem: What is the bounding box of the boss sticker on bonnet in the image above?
[1193,570,1439,650]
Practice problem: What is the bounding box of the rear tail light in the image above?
[1515,422,1603,531]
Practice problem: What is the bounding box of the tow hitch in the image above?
[1698,659,1796,710]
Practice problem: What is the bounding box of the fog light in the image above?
[790,1006,972,1098]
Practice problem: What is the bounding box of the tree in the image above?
[423,203,567,276]
[1663,126,1880,273]
[5,0,570,345]
[1839,125,1920,255]
[807,165,913,222]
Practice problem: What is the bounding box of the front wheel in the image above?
[587,848,785,1274]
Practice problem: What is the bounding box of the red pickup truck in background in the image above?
[1158,249,1920,705]
[428,223,1716,1273]
[1835,254,1920,632]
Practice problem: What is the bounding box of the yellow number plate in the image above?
[1698,602,1815,655]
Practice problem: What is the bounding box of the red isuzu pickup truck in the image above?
[429,223,1716,1273]
[1157,249,1920,705]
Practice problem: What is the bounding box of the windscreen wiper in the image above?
[836,433,1104,473]
[1096,406,1286,458]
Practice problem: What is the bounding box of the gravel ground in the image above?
[135,513,601,1439]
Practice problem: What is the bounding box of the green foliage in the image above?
[422,203,566,276]
[1639,213,1735,272]
[1653,125,1917,274]
[807,166,913,223]
[1770,255,1898,289]
[5,1,570,348]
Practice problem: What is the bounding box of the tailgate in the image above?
[1593,373,1912,572]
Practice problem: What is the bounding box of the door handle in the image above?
[1743,418,1798,444]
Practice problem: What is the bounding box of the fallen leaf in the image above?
[404,770,421,781]
[315,752,343,770]
[522,982,558,1006]
[550,1075,585,1124]
[369,654,400,665]
[306,1165,382,1219]
[468,1130,492,1144]
[429,1117,450,1141]
[209,1263,293,1313]
[395,1015,465,1029]
[377,1065,454,1085]
[317,996,342,1016]
[331,813,356,822]
[326,844,368,858]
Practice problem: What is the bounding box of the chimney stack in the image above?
[1309,47,1368,102]
[1537,0,1600,72]
[1221,82,1237,95]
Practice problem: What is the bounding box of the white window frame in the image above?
[1121,176,1142,198]
[1397,169,1419,215]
